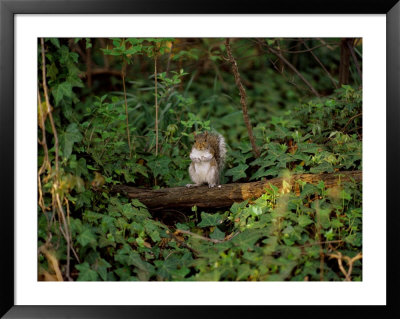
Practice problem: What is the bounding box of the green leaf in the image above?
[125,45,142,55]
[225,164,248,182]
[49,38,60,48]
[297,143,320,154]
[74,157,88,177]
[298,215,314,227]
[76,228,97,247]
[250,167,268,180]
[95,258,112,281]
[317,208,331,229]
[340,189,352,201]
[131,199,148,209]
[155,252,192,280]
[47,63,59,81]
[147,156,171,178]
[85,38,92,49]
[197,212,224,227]
[115,245,155,276]
[210,227,225,241]
[61,123,83,159]
[310,161,334,174]
[53,81,73,105]
[232,229,265,250]
[230,200,248,214]
[230,150,252,165]
[76,262,99,281]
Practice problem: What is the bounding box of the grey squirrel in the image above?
[186,131,227,188]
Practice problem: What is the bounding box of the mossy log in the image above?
[113,171,361,210]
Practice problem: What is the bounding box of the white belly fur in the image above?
[194,161,212,183]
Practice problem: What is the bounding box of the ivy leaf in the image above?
[197,212,224,227]
[115,245,155,276]
[114,267,135,281]
[61,123,83,159]
[225,164,248,182]
[53,81,73,105]
[250,167,268,180]
[317,208,331,229]
[310,161,334,174]
[155,253,191,280]
[210,227,225,241]
[125,45,142,55]
[230,200,248,214]
[47,62,59,82]
[74,157,89,177]
[49,38,60,48]
[95,258,112,281]
[147,156,171,178]
[237,142,253,153]
[132,163,148,178]
[298,215,314,227]
[232,229,265,250]
[76,227,97,247]
[297,143,320,154]
[300,183,320,199]
[131,199,148,209]
[230,150,252,165]
[76,262,99,281]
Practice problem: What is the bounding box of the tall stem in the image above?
[122,61,132,158]
[154,53,159,156]
[225,38,260,158]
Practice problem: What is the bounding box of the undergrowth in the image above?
[38,38,362,281]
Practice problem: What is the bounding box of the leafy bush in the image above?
[37,37,362,281]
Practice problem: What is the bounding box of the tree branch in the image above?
[225,38,260,158]
[113,171,362,211]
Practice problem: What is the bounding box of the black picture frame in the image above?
[1,0,399,318]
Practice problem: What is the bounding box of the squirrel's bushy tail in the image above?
[216,133,227,170]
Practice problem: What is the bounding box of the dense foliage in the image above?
[38,38,362,281]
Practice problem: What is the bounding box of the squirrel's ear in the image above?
[204,131,208,137]
[193,131,197,137]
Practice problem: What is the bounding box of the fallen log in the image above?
[113,171,361,210]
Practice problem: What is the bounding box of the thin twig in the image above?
[167,230,199,256]
[347,40,362,83]
[267,45,320,98]
[37,89,50,215]
[121,60,133,158]
[225,38,260,158]
[301,39,338,89]
[40,38,59,174]
[275,42,339,54]
[317,38,335,50]
[342,113,362,132]
[315,201,325,281]
[54,193,72,281]
[299,240,344,248]
[64,198,80,263]
[154,51,159,156]
[40,38,73,281]
[177,228,240,244]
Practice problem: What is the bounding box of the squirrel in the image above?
[186,131,227,188]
